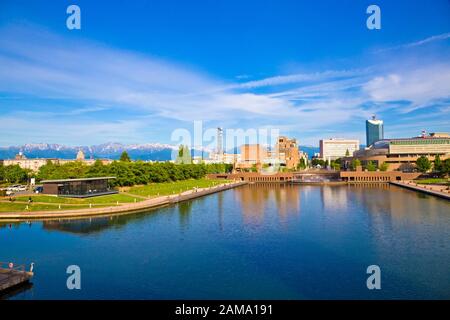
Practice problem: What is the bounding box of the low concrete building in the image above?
[2,153,113,172]
[344,133,450,171]
[3,158,57,172]
[41,177,117,198]
[340,171,421,182]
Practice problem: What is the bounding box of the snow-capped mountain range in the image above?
[0,142,209,161]
[0,142,320,160]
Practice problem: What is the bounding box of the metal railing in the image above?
[0,261,26,272]
[0,262,29,288]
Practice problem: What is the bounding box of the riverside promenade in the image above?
[390,180,450,200]
[0,181,247,221]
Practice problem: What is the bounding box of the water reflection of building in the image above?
[41,209,167,235]
[349,184,442,224]
[234,184,300,224]
[320,185,349,211]
[43,218,113,234]
[178,201,193,230]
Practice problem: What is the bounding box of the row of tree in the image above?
[0,164,30,184]
[416,155,450,174]
[35,160,232,186]
[1,151,233,186]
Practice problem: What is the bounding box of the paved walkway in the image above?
[0,181,246,221]
[390,181,450,200]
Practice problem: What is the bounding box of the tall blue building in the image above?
[366,116,384,146]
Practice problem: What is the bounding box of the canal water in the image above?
[1,184,449,299]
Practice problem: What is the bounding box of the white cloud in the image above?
[363,64,450,112]
[0,24,449,146]
[236,69,365,89]
[377,32,450,53]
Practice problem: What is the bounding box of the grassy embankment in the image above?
[0,179,230,212]
[414,178,449,186]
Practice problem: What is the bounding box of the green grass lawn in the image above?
[13,193,142,204]
[126,179,230,197]
[0,202,109,212]
[0,179,230,212]
[414,178,450,186]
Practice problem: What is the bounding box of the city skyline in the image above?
[0,0,449,147]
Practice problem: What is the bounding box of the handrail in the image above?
[0,261,26,272]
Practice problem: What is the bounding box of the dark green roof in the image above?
[41,177,116,183]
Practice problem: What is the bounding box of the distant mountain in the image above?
[0,142,320,160]
[0,142,209,161]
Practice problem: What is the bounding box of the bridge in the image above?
[208,170,341,183]
[292,170,341,183]
[209,170,420,184]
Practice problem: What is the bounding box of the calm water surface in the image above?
[1,184,449,299]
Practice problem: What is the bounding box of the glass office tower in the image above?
[366,116,384,146]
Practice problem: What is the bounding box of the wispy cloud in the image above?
[375,32,450,53]
[363,64,450,113]
[235,69,366,89]
[0,24,449,146]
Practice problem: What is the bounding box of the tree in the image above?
[332,162,340,171]
[416,156,431,173]
[297,158,306,170]
[176,145,192,164]
[120,151,131,162]
[330,158,341,171]
[440,158,450,176]
[2,165,29,183]
[379,162,389,171]
[434,154,442,172]
[366,161,376,171]
[0,163,4,182]
[351,159,361,170]
[345,149,350,157]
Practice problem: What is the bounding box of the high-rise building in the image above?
[366,115,384,147]
[276,136,300,169]
[320,138,360,161]
[216,127,223,159]
[240,144,267,164]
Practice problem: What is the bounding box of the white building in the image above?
[207,152,240,164]
[319,138,359,161]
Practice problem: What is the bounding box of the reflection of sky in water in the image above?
[1,184,449,299]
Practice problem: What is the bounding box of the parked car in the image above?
[6,185,27,192]
[16,185,27,191]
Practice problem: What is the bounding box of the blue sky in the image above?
[0,0,449,147]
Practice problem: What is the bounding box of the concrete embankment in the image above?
[0,181,247,221]
[390,181,450,200]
